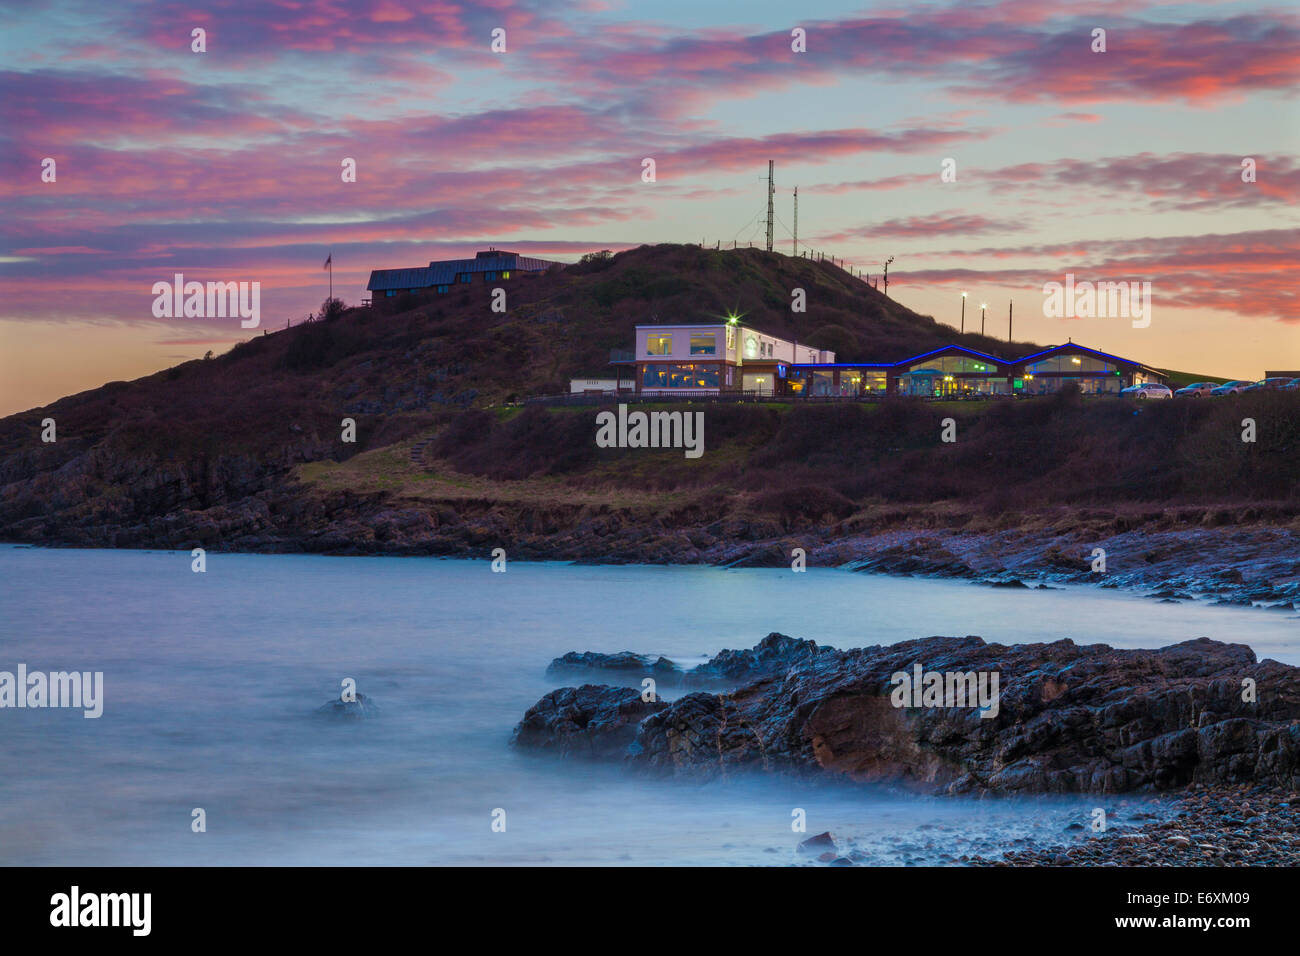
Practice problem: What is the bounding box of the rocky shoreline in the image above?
[517,634,1300,865]
[969,785,1300,867]
[783,786,1299,866]
[5,518,1298,612]
[513,633,1300,794]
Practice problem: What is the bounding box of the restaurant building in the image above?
[620,324,1163,398]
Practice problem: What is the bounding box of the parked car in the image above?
[1120,383,1173,400]
[1210,380,1253,396]
[1242,377,1295,392]
[1281,379,1300,391]
[1173,382,1217,397]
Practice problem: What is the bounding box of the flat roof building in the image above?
[623,323,834,396]
[367,249,560,308]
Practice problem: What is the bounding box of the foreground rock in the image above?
[513,634,1300,794]
[510,685,669,758]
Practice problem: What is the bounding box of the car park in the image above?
[1119,382,1173,400]
[1242,377,1296,392]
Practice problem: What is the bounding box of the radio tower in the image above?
[765,160,775,253]
[792,186,798,256]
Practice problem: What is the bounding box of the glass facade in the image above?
[641,363,720,388]
[899,372,1010,397]
[806,369,889,396]
[906,355,999,374]
[1025,353,1117,374]
[1018,375,1122,395]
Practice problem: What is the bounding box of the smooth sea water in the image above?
[1,544,1296,866]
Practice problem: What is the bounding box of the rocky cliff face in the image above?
[512,633,1300,794]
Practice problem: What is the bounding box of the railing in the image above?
[522,390,1116,407]
[696,240,872,284]
[525,390,884,406]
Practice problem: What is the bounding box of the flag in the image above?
[323,253,332,269]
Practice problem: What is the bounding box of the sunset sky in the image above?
[1,0,1297,416]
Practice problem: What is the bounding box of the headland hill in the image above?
[2,243,1296,608]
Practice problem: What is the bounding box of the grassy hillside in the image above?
[1157,369,1233,389]
[421,392,1300,512]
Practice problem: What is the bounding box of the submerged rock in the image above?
[546,651,683,682]
[513,633,1300,794]
[315,693,379,719]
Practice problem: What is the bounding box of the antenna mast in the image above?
[765,160,775,253]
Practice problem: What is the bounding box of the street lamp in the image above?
[961,291,967,334]
[980,302,987,336]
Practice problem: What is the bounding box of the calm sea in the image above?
[1,545,1294,865]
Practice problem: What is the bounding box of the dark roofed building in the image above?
[367,249,560,308]
[782,339,1164,398]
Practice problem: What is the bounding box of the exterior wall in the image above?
[570,378,630,394]
[634,324,833,366]
[636,325,730,362]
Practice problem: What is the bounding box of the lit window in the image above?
[646,333,673,356]
[690,333,717,355]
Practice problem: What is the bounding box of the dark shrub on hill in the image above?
[437,406,598,480]
[433,408,495,456]
[280,318,373,371]
[752,483,856,522]
[1176,391,1300,499]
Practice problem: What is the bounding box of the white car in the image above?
[1120,383,1172,400]
[1210,380,1252,396]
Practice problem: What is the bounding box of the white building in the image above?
[626,323,834,396]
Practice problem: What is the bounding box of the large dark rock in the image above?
[513,634,1300,794]
[546,651,683,682]
[544,633,835,689]
[510,684,670,758]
